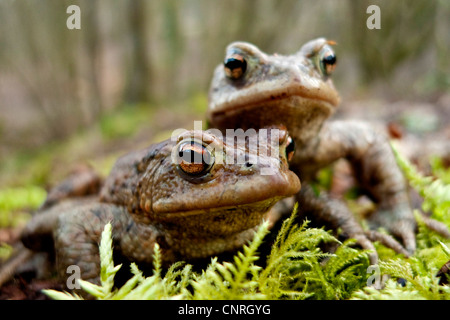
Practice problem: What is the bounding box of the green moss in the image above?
[99,103,156,140]
[43,145,450,300]
[0,243,13,260]
[44,205,370,300]
[0,186,46,228]
[392,142,450,225]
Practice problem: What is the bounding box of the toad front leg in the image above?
[298,120,416,253]
[296,184,412,264]
[54,203,163,288]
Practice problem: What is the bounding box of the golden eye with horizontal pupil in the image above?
[318,45,337,77]
[224,54,247,79]
[285,136,295,162]
[178,142,213,175]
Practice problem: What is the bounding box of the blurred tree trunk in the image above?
[162,0,184,100]
[80,0,103,121]
[433,0,450,92]
[125,0,152,104]
[348,0,437,85]
[0,0,447,155]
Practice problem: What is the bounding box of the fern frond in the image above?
[98,222,122,298]
[111,263,144,300]
[43,222,121,300]
[392,142,450,223]
[378,258,450,300]
[438,241,450,259]
[259,203,368,300]
[190,220,270,300]
[351,279,425,300]
[42,289,83,300]
[324,240,370,279]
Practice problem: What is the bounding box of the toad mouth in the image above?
[153,198,282,219]
[209,81,339,118]
[210,93,337,118]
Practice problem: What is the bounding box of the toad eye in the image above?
[285,136,295,162]
[317,44,336,77]
[177,142,214,175]
[224,54,247,79]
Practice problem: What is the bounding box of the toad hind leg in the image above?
[53,203,162,292]
[42,165,102,209]
[54,203,125,287]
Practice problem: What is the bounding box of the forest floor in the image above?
[0,93,449,300]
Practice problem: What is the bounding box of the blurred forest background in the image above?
[0,0,449,189]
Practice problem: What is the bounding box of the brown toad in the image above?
[207,38,450,262]
[19,129,300,286]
